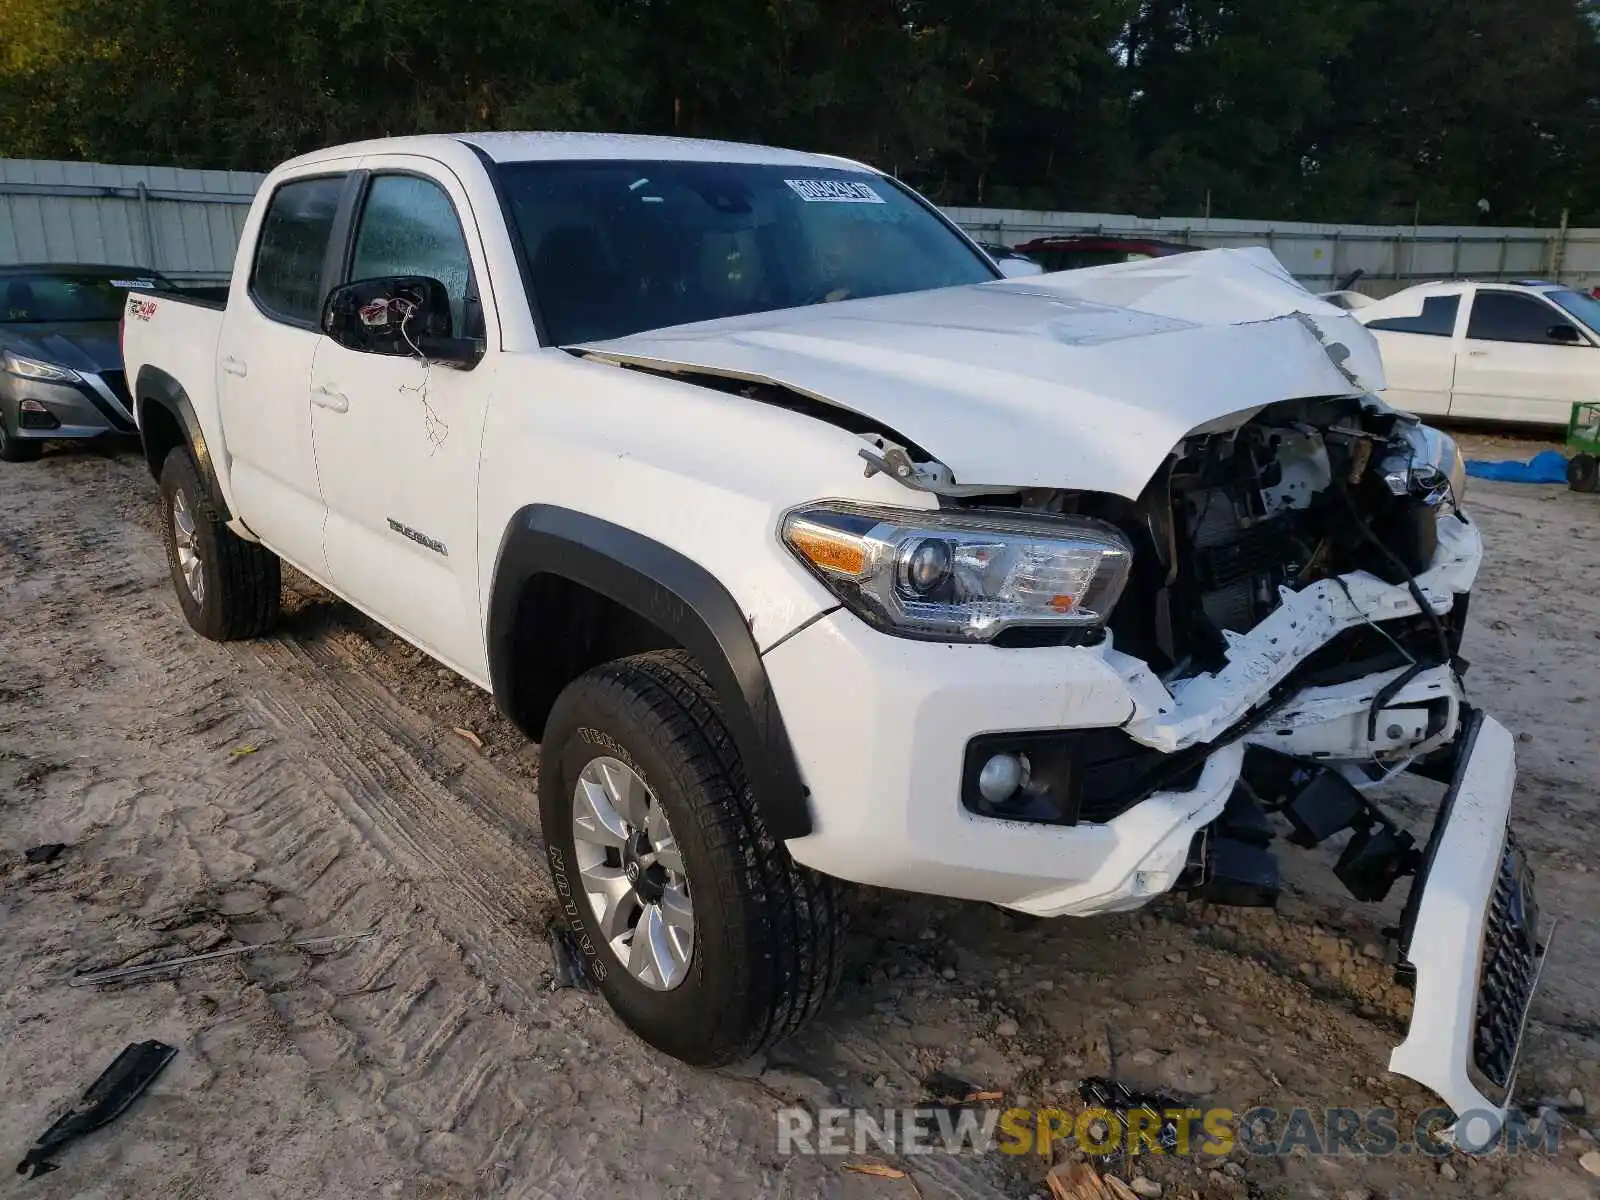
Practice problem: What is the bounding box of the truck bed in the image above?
[121,285,230,487]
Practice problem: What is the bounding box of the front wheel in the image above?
[540,650,846,1066]
[158,447,281,640]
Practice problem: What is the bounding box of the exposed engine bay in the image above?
[950,395,1468,682]
[925,395,1476,900]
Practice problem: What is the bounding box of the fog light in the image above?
[18,400,58,430]
[978,753,1028,804]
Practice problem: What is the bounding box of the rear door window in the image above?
[249,176,345,326]
[1367,294,1460,337]
[1465,291,1572,344]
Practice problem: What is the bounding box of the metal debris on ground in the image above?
[228,744,258,757]
[452,727,484,749]
[548,921,595,992]
[69,930,377,987]
[1078,1076,1191,1154]
[22,844,66,865]
[15,1040,177,1179]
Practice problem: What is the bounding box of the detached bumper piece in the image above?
[1388,711,1545,1151]
[15,1039,177,1179]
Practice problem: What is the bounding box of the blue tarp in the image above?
[1464,450,1570,483]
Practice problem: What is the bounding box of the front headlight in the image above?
[1398,421,1466,509]
[781,502,1133,643]
[2,350,81,384]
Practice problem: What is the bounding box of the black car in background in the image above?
[1,263,173,462]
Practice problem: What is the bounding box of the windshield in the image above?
[1,271,166,323]
[495,160,996,344]
[1547,288,1600,335]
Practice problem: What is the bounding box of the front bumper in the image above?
[1,371,136,440]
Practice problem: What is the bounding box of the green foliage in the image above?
[1,0,1597,223]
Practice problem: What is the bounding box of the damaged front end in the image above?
[583,251,1539,1143]
[918,395,1540,1147]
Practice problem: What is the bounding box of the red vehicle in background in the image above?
[1011,234,1196,272]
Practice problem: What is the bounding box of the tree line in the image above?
[2,0,1597,225]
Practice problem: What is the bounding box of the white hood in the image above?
[576,247,1386,500]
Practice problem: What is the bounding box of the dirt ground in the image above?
[2,430,1598,1200]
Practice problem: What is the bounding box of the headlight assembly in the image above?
[2,351,81,384]
[781,502,1133,643]
[1397,421,1466,509]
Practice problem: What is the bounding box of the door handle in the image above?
[221,355,248,377]
[312,384,349,413]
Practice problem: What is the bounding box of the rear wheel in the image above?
[158,447,280,640]
[0,421,42,463]
[540,649,846,1066]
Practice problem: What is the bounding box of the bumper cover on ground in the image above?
[1389,711,1544,1151]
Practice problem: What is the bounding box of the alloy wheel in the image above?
[570,755,694,990]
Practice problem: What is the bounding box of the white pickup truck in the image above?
[122,132,1541,1145]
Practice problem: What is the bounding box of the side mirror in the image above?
[1547,323,1583,345]
[322,276,483,367]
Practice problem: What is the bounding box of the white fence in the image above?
[5,156,1600,295]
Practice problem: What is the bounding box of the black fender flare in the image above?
[134,366,230,522]
[487,505,813,841]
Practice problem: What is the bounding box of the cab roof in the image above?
[280,131,875,174]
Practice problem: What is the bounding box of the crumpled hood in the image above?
[0,321,121,374]
[576,247,1386,499]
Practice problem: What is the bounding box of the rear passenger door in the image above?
[218,169,355,579]
[1362,291,1462,416]
[1450,289,1597,425]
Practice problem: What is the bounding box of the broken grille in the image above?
[1473,829,1540,1093]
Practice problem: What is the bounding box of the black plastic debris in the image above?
[16,1040,177,1179]
[547,922,595,992]
[1077,1076,1193,1155]
[920,1071,980,1102]
[22,844,66,865]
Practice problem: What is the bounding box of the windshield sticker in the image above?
[784,178,885,204]
[111,279,158,289]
